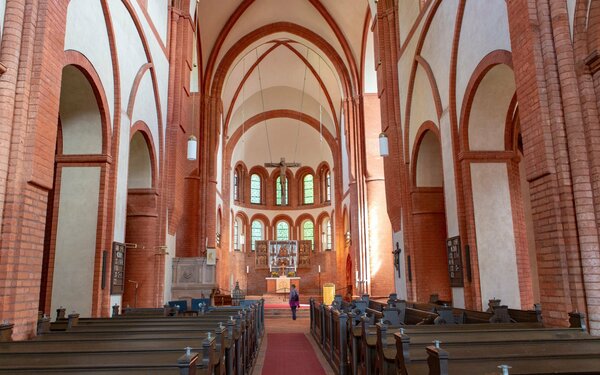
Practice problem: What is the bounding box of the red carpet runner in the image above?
[261,333,327,375]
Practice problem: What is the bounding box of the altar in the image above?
[266,277,301,293]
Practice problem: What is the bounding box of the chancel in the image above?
[2,0,600,374]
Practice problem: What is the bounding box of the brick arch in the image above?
[459,50,514,153]
[404,55,444,161]
[272,214,295,240]
[247,165,269,205]
[295,166,316,206]
[62,50,111,155]
[410,121,442,188]
[295,213,315,228]
[130,121,158,189]
[250,213,271,240]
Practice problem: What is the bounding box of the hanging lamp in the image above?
[379,132,389,157]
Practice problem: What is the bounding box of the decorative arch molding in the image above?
[62,50,111,155]
[459,50,514,153]
[130,121,158,189]
[126,63,154,119]
[403,55,443,162]
[249,212,271,239]
[271,214,295,240]
[410,121,442,188]
[226,110,338,158]
[295,213,316,228]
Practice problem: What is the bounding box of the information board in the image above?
[111,242,126,295]
[446,236,464,287]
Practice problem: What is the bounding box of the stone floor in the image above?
[251,316,335,375]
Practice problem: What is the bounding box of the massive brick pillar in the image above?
[363,94,394,297]
[0,0,69,339]
[122,189,162,308]
[508,0,600,332]
[374,0,415,300]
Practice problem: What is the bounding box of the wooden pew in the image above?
[0,301,264,375]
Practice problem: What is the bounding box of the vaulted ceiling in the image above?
[192,0,373,171]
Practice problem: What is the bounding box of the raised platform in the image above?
[247,293,320,305]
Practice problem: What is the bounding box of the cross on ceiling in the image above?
[264,157,301,204]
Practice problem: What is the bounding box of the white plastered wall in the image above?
[456,0,511,124]
[164,230,176,304]
[50,167,101,317]
[471,163,521,308]
[64,0,114,128]
[59,65,103,155]
[128,132,153,188]
[146,0,168,45]
[416,131,443,187]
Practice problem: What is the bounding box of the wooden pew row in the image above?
[70,311,251,374]
[0,344,205,375]
[0,301,263,375]
[378,324,590,374]
[311,295,600,375]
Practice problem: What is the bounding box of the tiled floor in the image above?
[252,317,335,375]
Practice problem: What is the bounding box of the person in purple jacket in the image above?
[289,284,300,320]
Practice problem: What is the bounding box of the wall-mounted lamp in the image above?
[379,132,389,157]
[187,135,198,160]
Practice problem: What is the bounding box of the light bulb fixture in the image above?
[187,135,198,160]
[379,132,389,157]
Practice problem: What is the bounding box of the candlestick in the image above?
[318,265,321,273]
[246,265,249,273]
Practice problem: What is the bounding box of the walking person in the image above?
[289,284,300,320]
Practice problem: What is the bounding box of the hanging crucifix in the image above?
[264,157,301,204]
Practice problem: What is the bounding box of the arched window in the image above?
[250,174,261,204]
[276,176,288,206]
[233,219,240,251]
[325,171,331,202]
[276,221,290,240]
[324,218,332,251]
[251,220,263,251]
[302,220,314,249]
[233,170,239,201]
[303,175,314,204]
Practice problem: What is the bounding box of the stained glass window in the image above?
[251,220,263,251]
[233,171,239,200]
[303,220,314,248]
[250,174,261,204]
[325,219,332,250]
[326,171,331,202]
[276,176,288,205]
[304,175,314,204]
[276,221,289,240]
[233,219,240,251]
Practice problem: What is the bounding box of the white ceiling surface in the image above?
[223,43,341,136]
[198,0,368,77]
[231,118,334,171]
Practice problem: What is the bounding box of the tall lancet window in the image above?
[303,175,314,204]
[233,219,240,251]
[276,176,288,206]
[250,174,261,204]
[302,220,314,249]
[251,220,263,251]
[233,171,239,201]
[325,219,332,250]
[276,221,290,240]
[325,171,331,202]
